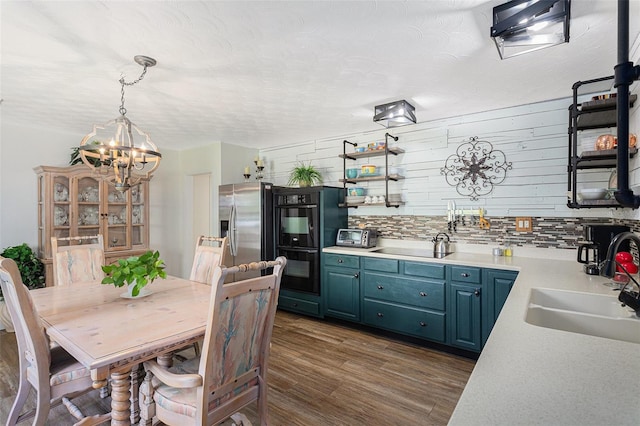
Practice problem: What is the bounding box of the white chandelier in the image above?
[78,55,161,191]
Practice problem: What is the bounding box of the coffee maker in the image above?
[577,224,630,275]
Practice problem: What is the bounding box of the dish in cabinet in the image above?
[54,206,68,226]
[54,183,69,202]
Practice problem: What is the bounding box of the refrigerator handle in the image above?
[230,204,238,256]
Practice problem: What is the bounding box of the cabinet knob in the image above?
[474,288,481,297]
[377,285,384,290]
[419,291,427,297]
[293,303,298,307]
[419,321,427,327]
[338,259,343,263]
[354,273,359,279]
[461,272,470,277]
[377,312,384,318]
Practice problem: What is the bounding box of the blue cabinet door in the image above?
[448,282,482,351]
[324,267,360,321]
[482,269,518,345]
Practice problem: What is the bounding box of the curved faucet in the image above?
[600,231,640,316]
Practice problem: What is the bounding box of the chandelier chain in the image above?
[118,65,149,116]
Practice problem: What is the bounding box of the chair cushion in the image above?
[153,357,256,418]
[49,346,91,386]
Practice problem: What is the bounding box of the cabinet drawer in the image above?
[363,272,445,311]
[450,265,481,284]
[363,300,446,343]
[363,257,398,273]
[278,295,321,316]
[403,261,445,280]
[324,253,360,269]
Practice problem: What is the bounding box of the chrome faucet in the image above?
[600,231,640,316]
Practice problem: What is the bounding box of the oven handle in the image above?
[275,204,317,209]
[278,248,318,254]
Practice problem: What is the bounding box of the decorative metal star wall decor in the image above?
[441,136,512,201]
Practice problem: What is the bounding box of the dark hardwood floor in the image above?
[0,310,475,425]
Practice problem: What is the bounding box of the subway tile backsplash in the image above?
[348,215,640,250]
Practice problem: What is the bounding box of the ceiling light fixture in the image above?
[78,55,161,191]
[490,0,571,60]
[373,100,416,128]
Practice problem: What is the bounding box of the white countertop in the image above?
[323,241,640,426]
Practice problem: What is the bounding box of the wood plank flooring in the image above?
[0,310,475,425]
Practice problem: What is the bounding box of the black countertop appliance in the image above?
[578,223,630,275]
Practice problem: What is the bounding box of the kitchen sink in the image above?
[525,288,640,344]
[370,247,450,259]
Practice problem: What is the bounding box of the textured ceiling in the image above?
[1,1,638,150]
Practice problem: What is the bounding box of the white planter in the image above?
[120,281,152,299]
[0,299,15,333]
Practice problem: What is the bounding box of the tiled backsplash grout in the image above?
[348,216,640,249]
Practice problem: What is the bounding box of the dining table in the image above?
[30,276,211,425]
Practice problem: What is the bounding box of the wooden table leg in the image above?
[110,369,132,425]
[129,364,143,424]
[139,370,155,426]
[157,352,173,369]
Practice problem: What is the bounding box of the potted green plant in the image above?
[0,243,45,297]
[288,162,323,187]
[70,140,112,168]
[101,250,167,297]
[0,243,45,331]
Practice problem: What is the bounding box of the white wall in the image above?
[172,142,258,278]
[0,122,76,250]
[261,95,640,220]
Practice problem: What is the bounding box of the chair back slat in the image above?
[189,236,229,284]
[51,235,105,285]
[196,256,285,423]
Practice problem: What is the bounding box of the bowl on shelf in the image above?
[346,168,359,179]
[355,146,366,153]
[375,142,386,150]
[345,195,365,204]
[348,187,366,196]
[361,164,377,175]
[579,188,608,200]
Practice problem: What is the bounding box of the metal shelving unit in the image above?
[567,75,637,209]
[338,133,404,208]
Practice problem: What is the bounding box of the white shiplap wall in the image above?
[261,97,639,218]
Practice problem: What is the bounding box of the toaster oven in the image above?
[336,228,378,248]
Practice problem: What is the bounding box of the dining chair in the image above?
[0,256,110,426]
[141,256,286,426]
[189,236,230,284]
[51,235,105,286]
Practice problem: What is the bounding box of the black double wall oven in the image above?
[275,190,321,295]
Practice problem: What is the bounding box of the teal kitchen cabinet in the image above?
[447,265,482,352]
[482,269,519,345]
[362,259,446,343]
[279,290,322,318]
[323,254,361,321]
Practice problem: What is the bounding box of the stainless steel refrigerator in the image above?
[219,182,275,280]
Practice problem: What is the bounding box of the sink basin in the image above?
[370,247,450,259]
[525,288,640,344]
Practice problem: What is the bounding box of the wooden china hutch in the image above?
[34,164,151,286]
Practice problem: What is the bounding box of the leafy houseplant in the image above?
[0,243,45,300]
[101,250,167,297]
[70,140,113,168]
[288,162,323,187]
